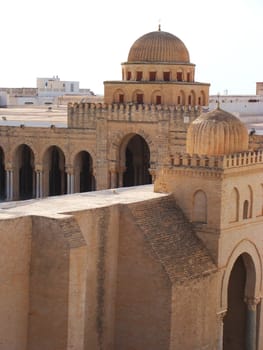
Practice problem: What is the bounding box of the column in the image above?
[66,167,74,194]
[70,173,74,194]
[36,171,40,198]
[217,310,226,350]
[67,173,71,194]
[149,167,156,183]
[5,169,14,201]
[245,297,260,350]
[9,170,13,200]
[6,170,10,201]
[35,167,44,199]
[110,169,117,189]
[118,166,126,188]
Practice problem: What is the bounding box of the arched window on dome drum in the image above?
[127,71,131,80]
[192,190,207,223]
[156,95,161,105]
[163,72,170,81]
[136,94,143,104]
[177,72,183,81]
[149,72,156,81]
[119,94,124,103]
[187,72,191,82]
[136,71,143,81]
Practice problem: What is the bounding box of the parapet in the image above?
[169,150,263,170]
[67,102,203,128]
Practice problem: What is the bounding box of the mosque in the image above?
[0,27,262,350]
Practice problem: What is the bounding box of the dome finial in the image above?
[158,19,161,31]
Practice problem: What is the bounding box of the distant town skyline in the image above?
[1,0,262,96]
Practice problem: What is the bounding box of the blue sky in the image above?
[1,0,263,95]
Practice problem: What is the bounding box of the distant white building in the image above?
[0,77,94,107]
[209,86,263,134]
[209,94,263,117]
[37,76,79,97]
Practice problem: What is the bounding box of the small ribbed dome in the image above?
[186,108,249,156]
[127,30,190,63]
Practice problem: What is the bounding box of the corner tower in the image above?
[104,27,210,106]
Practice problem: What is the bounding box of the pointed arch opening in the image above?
[14,144,35,200]
[0,147,6,200]
[43,146,66,197]
[74,151,95,193]
[223,253,259,350]
[120,134,152,187]
[223,255,247,349]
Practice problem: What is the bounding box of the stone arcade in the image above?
[0,28,262,350]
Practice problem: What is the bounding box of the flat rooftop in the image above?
[0,106,67,127]
[0,185,168,219]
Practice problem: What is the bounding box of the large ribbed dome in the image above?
[127,30,190,63]
[186,108,249,156]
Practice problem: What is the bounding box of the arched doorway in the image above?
[43,146,66,197]
[0,147,5,200]
[122,134,152,187]
[223,255,246,349]
[223,253,258,350]
[14,144,35,200]
[74,151,95,193]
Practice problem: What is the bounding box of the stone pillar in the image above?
[35,166,44,199]
[66,167,74,194]
[5,168,14,201]
[149,167,156,183]
[217,310,226,350]
[244,297,260,350]
[6,170,10,201]
[118,167,126,188]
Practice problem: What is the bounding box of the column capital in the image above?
[244,297,261,311]
[65,165,74,175]
[35,164,43,172]
[217,309,227,320]
[5,163,13,172]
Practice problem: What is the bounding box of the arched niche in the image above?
[192,189,207,223]
[229,187,239,223]
[43,145,66,197]
[73,151,95,193]
[13,144,35,200]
